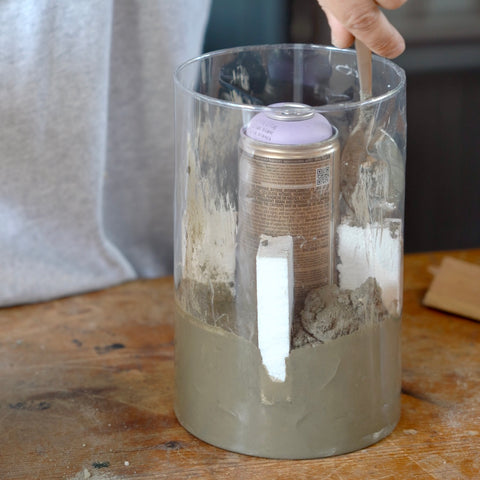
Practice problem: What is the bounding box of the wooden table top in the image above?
[1,249,479,479]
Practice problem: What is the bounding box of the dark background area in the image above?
[203,0,480,253]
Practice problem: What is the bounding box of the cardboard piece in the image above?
[423,256,480,322]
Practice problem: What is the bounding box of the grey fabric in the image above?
[0,0,211,306]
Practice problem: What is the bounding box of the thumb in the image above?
[323,8,354,49]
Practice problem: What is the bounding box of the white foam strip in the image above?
[256,235,294,382]
[337,219,403,315]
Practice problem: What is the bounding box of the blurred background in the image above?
[203,0,480,253]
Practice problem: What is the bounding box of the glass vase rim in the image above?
[174,43,406,113]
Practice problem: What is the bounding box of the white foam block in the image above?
[256,235,294,382]
[337,220,402,314]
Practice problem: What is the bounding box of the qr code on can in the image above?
[316,166,330,187]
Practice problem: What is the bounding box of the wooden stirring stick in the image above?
[355,38,372,101]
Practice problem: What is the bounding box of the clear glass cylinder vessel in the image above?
[174,44,406,459]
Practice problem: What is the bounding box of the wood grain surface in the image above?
[1,250,479,479]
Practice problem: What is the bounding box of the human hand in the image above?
[316,0,406,58]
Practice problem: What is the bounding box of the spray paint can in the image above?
[237,103,339,334]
